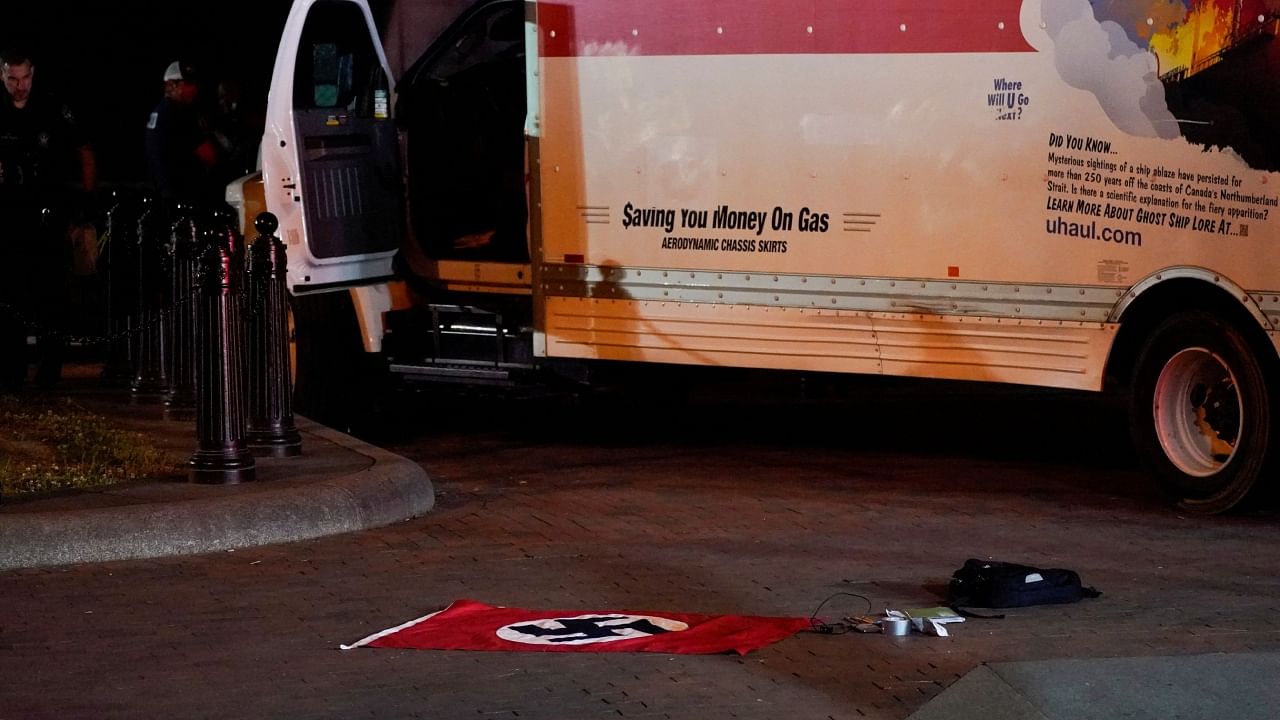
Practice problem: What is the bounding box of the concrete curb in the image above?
[0,419,434,570]
[909,653,1280,720]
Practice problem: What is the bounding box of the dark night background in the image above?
[3,1,396,186]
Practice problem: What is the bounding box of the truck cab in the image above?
[227,0,537,399]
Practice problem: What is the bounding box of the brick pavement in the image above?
[3,387,1280,719]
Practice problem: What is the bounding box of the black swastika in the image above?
[509,616,672,642]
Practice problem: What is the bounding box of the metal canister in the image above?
[880,617,910,636]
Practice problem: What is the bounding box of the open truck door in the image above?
[262,0,401,295]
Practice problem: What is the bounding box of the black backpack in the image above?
[947,559,1101,616]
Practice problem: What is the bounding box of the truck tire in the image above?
[1128,311,1276,513]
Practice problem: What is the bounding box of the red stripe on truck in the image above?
[538,0,1035,57]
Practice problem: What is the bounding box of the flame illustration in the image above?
[1151,0,1234,75]
[1150,0,1276,77]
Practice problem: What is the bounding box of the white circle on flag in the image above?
[496,613,689,646]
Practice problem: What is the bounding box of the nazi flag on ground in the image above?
[341,599,811,655]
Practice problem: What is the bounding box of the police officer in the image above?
[145,60,221,209]
[0,47,96,391]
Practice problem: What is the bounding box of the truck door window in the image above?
[294,1,383,115]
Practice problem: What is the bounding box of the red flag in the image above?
[341,599,811,655]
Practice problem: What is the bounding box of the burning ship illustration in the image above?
[1154,0,1280,171]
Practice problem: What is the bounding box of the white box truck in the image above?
[229,0,1280,513]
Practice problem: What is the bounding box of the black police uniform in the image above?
[145,97,218,208]
[0,88,86,390]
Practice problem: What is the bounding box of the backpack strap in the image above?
[950,604,1005,620]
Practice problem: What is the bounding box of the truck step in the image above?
[384,303,534,373]
[389,360,529,386]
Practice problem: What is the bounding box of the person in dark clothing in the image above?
[0,47,96,391]
[211,77,258,188]
[144,60,221,208]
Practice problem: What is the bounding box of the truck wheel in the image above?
[1128,311,1275,513]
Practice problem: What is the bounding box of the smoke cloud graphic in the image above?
[1042,0,1181,138]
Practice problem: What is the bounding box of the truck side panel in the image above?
[533,1,1280,388]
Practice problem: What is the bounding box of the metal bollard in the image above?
[245,212,302,457]
[209,206,246,259]
[101,191,136,383]
[163,205,199,418]
[188,230,255,484]
[130,195,167,401]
